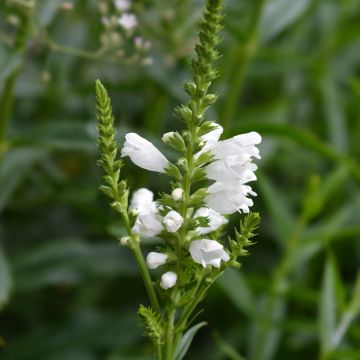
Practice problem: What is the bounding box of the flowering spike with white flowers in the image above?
[96,0,261,358]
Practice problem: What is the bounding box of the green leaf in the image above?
[319,254,338,355]
[257,172,295,242]
[260,0,311,41]
[218,269,255,317]
[174,322,207,360]
[0,245,12,310]
[0,147,47,213]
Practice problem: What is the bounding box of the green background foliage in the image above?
[0,0,360,359]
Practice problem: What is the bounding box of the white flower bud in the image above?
[146,252,168,269]
[189,239,230,268]
[121,133,169,173]
[163,211,183,233]
[160,271,177,289]
[162,132,174,143]
[120,236,130,246]
[171,188,183,201]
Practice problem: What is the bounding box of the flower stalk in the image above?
[96,1,262,359]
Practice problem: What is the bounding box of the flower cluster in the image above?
[98,0,152,65]
[120,126,261,287]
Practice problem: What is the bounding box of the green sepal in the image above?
[188,188,207,207]
[190,167,206,183]
[197,121,220,136]
[165,163,183,181]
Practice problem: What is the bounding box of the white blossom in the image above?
[132,212,163,238]
[194,207,228,235]
[118,13,137,31]
[189,239,230,268]
[146,252,168,269]
[203,131,261,214]
[163,210,183,233]
[205,182,256,215]
[129,188,156,214]
[114,0,130,11]
[160,271,177,289]
[196,123,223,158]
[121,133,169,172]
[171,188,183,201]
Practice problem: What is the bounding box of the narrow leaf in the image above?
[174,322,207,360]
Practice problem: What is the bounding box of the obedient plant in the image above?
[96,0,261,358]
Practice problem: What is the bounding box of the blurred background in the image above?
[0,0,360,359]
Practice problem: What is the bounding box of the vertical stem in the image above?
[132,243,161,312]
[0,67,21,146]
[221,0,265,134]
[164,308,176,360]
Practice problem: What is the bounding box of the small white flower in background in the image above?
[146,252,168,269]
[171,188,183,201]
[163,210,183,233]
[132,212,163,238]
[160,271,177,289]
[194,207,228,235]
[205,182,256,215]
[121,133,169,172]
[134,37,152,51]
[114,0,130,11]
[189,239,230,268]
[129,188,156,214]
[118,13,137,31]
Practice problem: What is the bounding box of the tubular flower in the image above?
[203,131,261,214]
[160,271,177,289]
[129,188,156,214]
[132,212,163,238]
[163,210,184,233]
[146,252,168,270]
[194,207,228,235]
[205,182,256,215]
[121,133,169,172]
[189,239,230,268]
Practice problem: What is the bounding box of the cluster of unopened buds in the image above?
[120,124,261,289]
[98,0,152,65]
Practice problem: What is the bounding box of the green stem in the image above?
[120,211,160,313]
[221,0,265,134]
[0,66,21,146]
[164,308,176,360]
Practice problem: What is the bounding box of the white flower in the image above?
[121,133,169,173]
[194,207,228,235]
[132,212,164,238]
[163,210,183,233]
[118,13,137,31]
[205,182,256,215]
[114,0,130,11]
[160,271,177,289]
[171,188,183,201]
[146,252,168,269]
[189,239,230,268]
[196,123,223,158]
[129,188,156,214]
[211,132,261,160]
